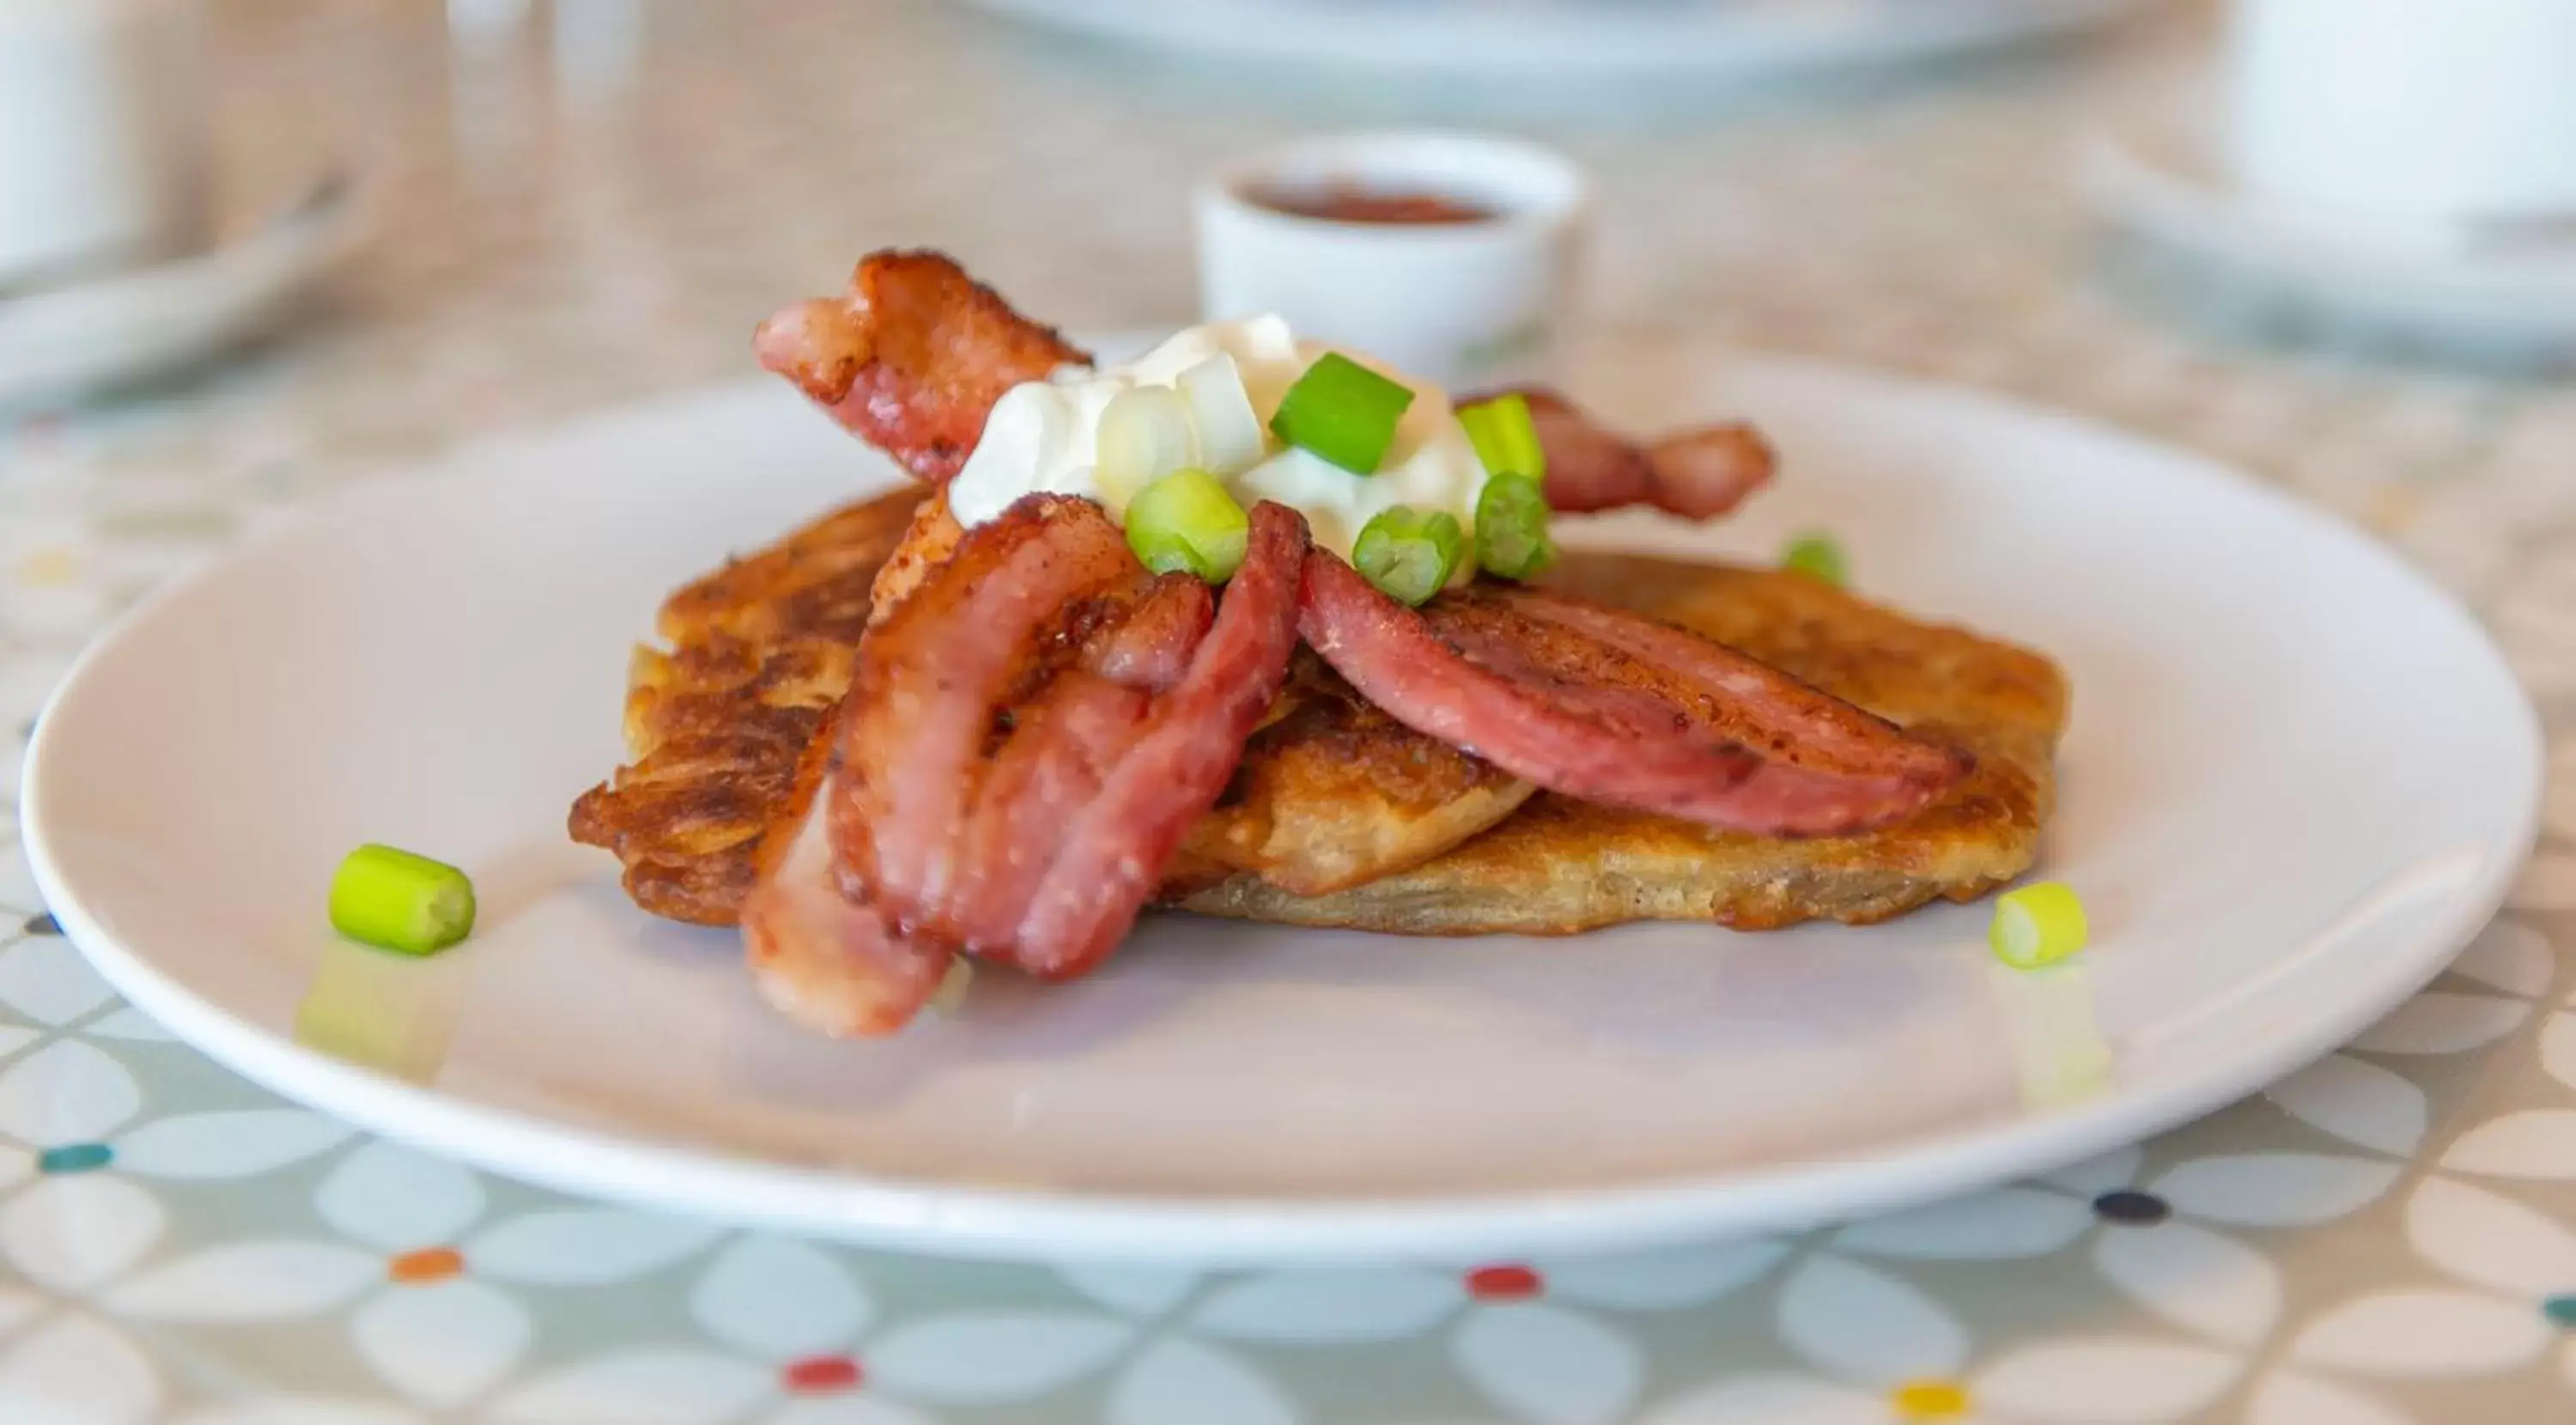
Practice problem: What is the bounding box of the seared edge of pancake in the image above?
[1176,554,2069,933]
[568,488,924,925]
[1182,648,1536,896]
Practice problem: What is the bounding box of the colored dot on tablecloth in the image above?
[387,1247,465,1284]
[2543,1295,2576,1328]
[21,913,59,937]
[2093,1189,2170,1225]
[783,1355,863,1394]
[1464,1264,1545,1301]
[36,1144,112,1173]
[1893,1379,1972,1419]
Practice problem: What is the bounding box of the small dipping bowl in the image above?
[1194,131,1589,391]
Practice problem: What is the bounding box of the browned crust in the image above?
[567,488,925,925]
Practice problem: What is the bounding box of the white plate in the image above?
[2081,78,2576,349]
[968,0,2154,81]
[0,167,364,410]
[21,343,2540,1264]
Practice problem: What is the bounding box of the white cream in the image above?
[946,315,1492,573]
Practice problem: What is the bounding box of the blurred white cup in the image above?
[0,0,210,291]
[2226,0,2576,224]
[1194,131,1588,391]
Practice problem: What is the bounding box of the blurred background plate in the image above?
[960,0,2161,80]
[2081,82,2576,355]
[0,167,362,413]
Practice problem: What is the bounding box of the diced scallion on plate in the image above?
[1990,882,2088,969]
[329,844,477,956]
[1782,531,1848,586]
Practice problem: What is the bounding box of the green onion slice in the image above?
[1094,385,1199,505]
[1352,506,1464,607]
[1125,467,1250,583]
[1270,353,1414,475]
[330,844,477,956]
[1990,882,2089,969]
[1473,472,1556,581]
[1176,354,1267,476]
[1782,531,1849,587]
[1458,392,1546,481]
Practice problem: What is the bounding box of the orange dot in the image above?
[1464,1264,1544,1301]
[387,1246,465,1284]
[783,1355,863,1393]
[1892,1379,1972,1419]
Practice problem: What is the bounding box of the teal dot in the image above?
[36,1143,111,1174]
[2546,1295,2576,1328]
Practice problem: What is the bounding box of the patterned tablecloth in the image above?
[6,2,2576,1422]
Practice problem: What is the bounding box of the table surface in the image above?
[6,3,2576,1422]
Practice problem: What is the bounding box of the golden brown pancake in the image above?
[568,489,923,925]
[1177,553,2069,931]
[574,494,2067,935]
[569,490,1534,923]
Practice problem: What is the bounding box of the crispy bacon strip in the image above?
[740,780,954,1039]
[754,251,1089,483]
[743,499,1268,1037]
[1298,558,1966,836]
[944,576,1211,951]
[840,496,1142,928]
[1498,388,1777,521]
[1010,502,1308,977]
[838,494,1308,989]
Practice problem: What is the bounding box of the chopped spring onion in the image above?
[1458,392,1546,482]
[1126,467,1250,582]
[1095,385,1199,505]
[1270,353,1414,475]
[1474,472,1556,581]
[330,844,476,956]
[1353,506,1464,607]
[1176,353,1267,476]
[929,956,975,1016]
[1782,531,1848,587]
[1990,882,2089,970]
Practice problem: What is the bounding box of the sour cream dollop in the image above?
[946,315,1491,573]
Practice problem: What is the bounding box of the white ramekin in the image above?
[1194,130,1589,392]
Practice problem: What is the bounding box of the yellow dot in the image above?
[2364,484,2424,536]
[387,1246,465,1283]
[14,549,76,587]
[1892,1379,1972,1419]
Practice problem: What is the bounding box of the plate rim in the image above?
[21,351,2544,1264]
[962,0,2154,78]
[2076,71,2576,343]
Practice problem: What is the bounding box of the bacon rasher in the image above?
[1299,563,1966,837]
[1494,387,1777,521]
[753,251,1088,483]
[744,497,1307,1030]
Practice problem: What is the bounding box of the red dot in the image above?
[1465,1264,1544,1301]
[782,1355,863,1394]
